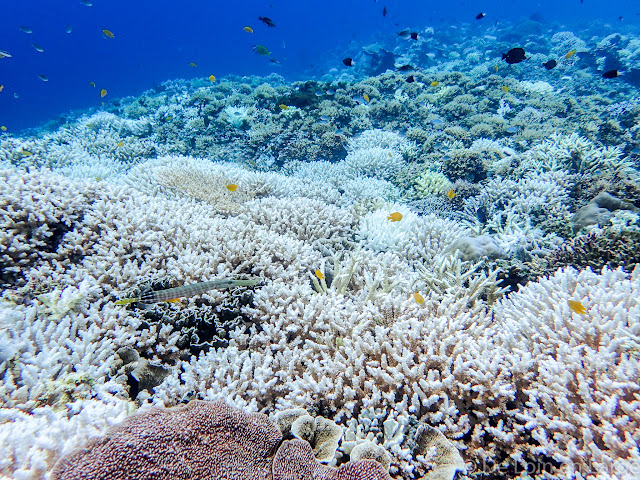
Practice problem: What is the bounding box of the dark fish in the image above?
[602,69,620,78]
[476,12,486,19]
[397,29,410,38]
[542,59,557,70]
[502,47,527,64]
[343,57,354,67]
[410,32,418,40]
[258,16,276,27]
[383,6,387,16]
[476,206,487,224]
[269,57,281,64]
[406,75,415,83]
[397,64,414,71]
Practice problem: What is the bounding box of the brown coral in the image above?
[51,401,391,480]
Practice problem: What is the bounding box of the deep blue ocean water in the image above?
[0,0,638,132]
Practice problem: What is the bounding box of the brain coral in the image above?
[51,401,391,480]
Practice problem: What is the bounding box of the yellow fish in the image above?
[189,62,197,67]
[100,88,107,98]
[0,126,6,131]
[493,65,499,72]
[226,184,238,192]
[430,81,439,87]
[502,86,509,93]
[89,81,96,87]
[279,104,289,110]
[568,300,586,314]
[117,141,124,147]
[363,94,370,102]
[208,74,216,82]
[315,269,324,280]
[447,189,456,200]
[19,150,33,157]
[243,26,253,33]
[387,212,403,222]
[0,85,3,93]
[102,29,115,38]
[413,292,424,304]
[565,49,577,60]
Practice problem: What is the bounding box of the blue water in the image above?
[0,0,638,131]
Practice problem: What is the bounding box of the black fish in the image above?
[383,6,387,16]
[542,59,557,70]
[476,12,486,19]
[258,16,276,27]
[397,29,410,38]
[502,47,527,64]
[406,75,415,83]
[343,57,354,67]
[602,69,620,78]
[397,64,414,71]
[410,32,418,40]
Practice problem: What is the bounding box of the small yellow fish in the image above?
[430,81,439,87]
[208,74,216,82]
[363,94,370,102]
[0,85,3,92]
[447,189,456,200]
[387,212,403,222]
[20,150,33,157]
[226,184,238,192]
[502,86,509,93]
[89,81,96,87]
[189,62,197,67]
[279,104,289,110]
[0,126,6,131]
[102,29,115,38]
[413,292,425,304]
[100,88,107,98]
[315,269,325,280]
[493,65,499,72]
[243,26,253,33]
[117,141,124,147]
[565,49,577,60]
[568,299,586,314]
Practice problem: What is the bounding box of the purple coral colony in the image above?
[1,0,639,479]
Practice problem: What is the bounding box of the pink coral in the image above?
[51,401,391,480]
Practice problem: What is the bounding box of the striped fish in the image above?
[115,278,259,305]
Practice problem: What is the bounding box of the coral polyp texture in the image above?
[51,400,392,480]
[1,14,640,480]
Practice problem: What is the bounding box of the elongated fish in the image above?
[115,278,259,305]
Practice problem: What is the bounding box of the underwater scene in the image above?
[1,0,640,479]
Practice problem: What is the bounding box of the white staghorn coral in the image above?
[1,151,639,480]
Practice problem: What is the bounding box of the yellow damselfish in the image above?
[226,184,238,192]
[413,292,424,304]
[568,299,586,314]
[387,212,403,222]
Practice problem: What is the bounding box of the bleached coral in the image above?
[343,147,405,180]
[518,132,628,176]
[347,129,416,158]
